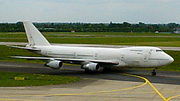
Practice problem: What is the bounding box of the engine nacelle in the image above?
[82,63,99,71]
[45,60,63,69]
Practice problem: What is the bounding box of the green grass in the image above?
[0,32,26,38]
[48,37,180,47]
[159,51,180,72]
[1,32,180,47]
[0,45,42,63]
[0,71,79,87]
[0,45,80,87]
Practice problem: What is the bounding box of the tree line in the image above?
[0,22,179,32]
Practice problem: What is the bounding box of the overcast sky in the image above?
[1,0,180,23]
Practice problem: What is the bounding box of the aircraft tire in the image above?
[151,71,156,76]
[103,67,111,73]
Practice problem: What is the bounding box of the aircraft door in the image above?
[94,53,98,60]
[121,55,124,61]
[41,51,48,56]
[144,55,148,62]
[143,49,152,62]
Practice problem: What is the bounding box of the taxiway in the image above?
[0,61,180,101]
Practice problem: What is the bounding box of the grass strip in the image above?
[0,71,79,87]
[0,32,180,47]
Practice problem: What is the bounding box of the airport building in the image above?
[174,28,180,33]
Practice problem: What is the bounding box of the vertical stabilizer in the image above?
[23,21,51,46]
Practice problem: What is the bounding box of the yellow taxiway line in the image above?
[121,73,167,101]
[1,73,180,101]
[167,94,180,101]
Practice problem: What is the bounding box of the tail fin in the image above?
[23,21,51,46]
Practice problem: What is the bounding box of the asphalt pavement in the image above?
[0,61,180,101]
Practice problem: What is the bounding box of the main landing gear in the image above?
[151,68,157,76]
[103,67,111,73]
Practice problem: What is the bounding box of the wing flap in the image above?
[90,60,119,65]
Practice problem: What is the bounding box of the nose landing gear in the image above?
[151,68,157,76]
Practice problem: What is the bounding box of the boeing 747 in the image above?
[11,21,174,76]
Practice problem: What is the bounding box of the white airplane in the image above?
[12,21,174,76]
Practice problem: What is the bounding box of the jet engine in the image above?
[82,63,99,71]
[45,60,63,69]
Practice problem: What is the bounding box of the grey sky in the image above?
[1,0,180,23]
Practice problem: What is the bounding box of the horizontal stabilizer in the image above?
[7,45,41,51]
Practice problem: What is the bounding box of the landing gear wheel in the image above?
[151,68,157,76]
[151,71,156,76]
[85,69,91,73]
[85,69,96,74]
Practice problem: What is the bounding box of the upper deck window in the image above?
[156,50,163,52]
[130,50,142,52]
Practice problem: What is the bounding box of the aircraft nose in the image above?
[168,56,174,63]
[165,53,174,64]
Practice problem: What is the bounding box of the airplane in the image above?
[11,21,174,76]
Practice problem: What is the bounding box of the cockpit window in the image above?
[156,50,163,52]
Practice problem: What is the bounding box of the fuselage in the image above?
[34,45,174,68]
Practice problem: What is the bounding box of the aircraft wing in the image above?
[12,56,119,65]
